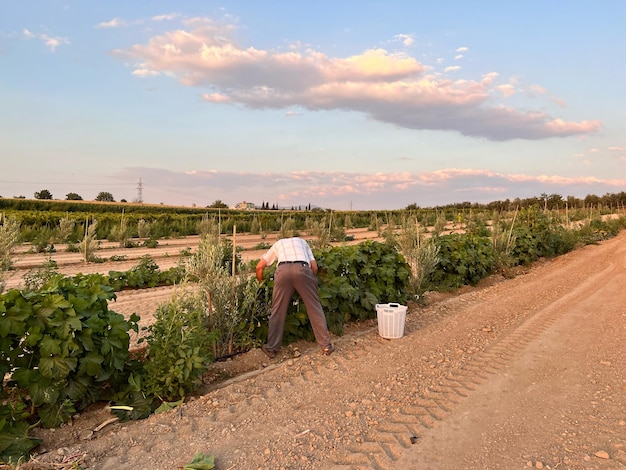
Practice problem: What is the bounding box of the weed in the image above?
[0,215,20,293]
[66,242,80,253]
[79,218,100,262]
[394,217,439,297]
[137,218,151,239]
[490,210,518,273]
[56,215,75,243]
[22,257,59,291]
[109,210,130,248]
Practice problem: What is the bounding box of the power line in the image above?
[0,180,136,187]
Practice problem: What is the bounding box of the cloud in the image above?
[394,34,415,47]
[201,92,230,103]
[152,13,179,22]
[529,84,547,95]
[95,18,128,29]
[23,28,70,51]
[97,13,175,29]
[496,84,516,97]
[112,17,601,142]
[132,68,160,77]
[115,167,626,209]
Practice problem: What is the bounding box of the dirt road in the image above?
[31,231,626,469]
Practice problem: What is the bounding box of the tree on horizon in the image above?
[208,199,228,209]
[66,192,83,201]
[34,189,53,200]
[95,191,115,202]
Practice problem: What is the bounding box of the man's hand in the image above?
[310,260,319,276]
[255,259,267,282]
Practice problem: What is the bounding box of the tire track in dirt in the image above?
[329,241,624,469]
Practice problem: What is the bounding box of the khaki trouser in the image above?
[266,263,331,351]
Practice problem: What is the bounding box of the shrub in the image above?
[0,275,139,430]
[318,241,411,334]
[66,242,80,252]
[142,238,159,248]
[139,289,215,402]
[185,235,263,357]
[110,255,160,288]
[427,233,497,290]
[30,226,55,254]
[200,274,263,357]
[184,237,242,279]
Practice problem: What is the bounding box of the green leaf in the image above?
[29,378,60,406]
[0,423,42,463]
[11,368,41,390]
[24,327,44,346]
[155,398,184,414]
[76,328,95,351]
[77,352,104,377]
[65,375,92,402]
[0,300,32,336]
[37,400,76,428]
[36,293,72,317]
[39,355,78,379]
[184,452,215,470]
[47,313,83,339]
[127,372,142,392]
[111,390,153,421]
[39,335,62,356]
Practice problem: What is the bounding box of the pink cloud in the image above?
[112,17,601,142]
[114,166,626,209]
[545,119,601,134]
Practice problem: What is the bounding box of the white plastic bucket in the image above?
[376,303,407,339]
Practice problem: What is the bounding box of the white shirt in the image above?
[261,237,315,266]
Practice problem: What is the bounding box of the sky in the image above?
[1,1,625,210]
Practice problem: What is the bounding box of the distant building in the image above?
[231,201,256,210]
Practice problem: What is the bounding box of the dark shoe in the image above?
[322,344,335,356]
[261,344,276,359]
